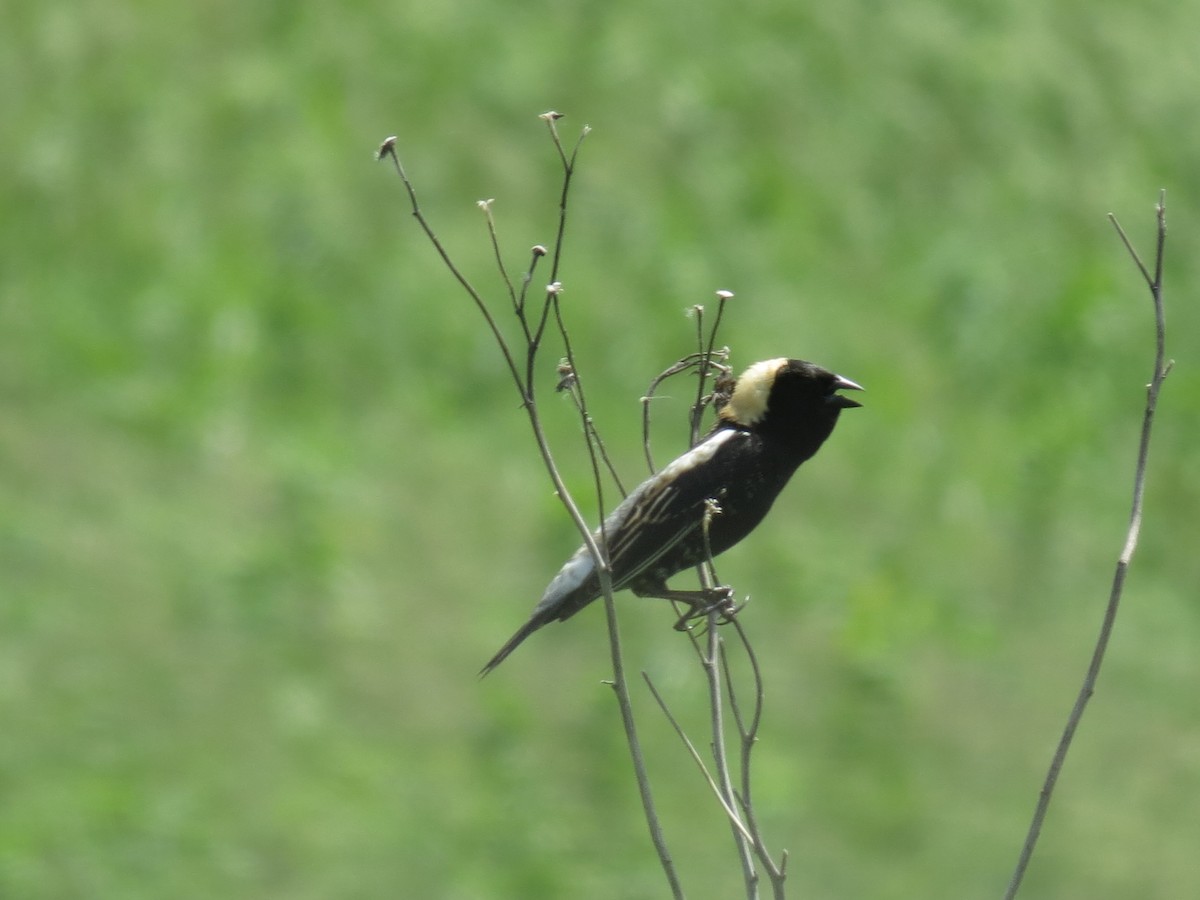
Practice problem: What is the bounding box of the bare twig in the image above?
[640,348,731,475]
[517,245,546,317]
[541,111,590,285]
[1003,192,1171,899]
[690,292,733,445]
[477,199,518,310]
[723,619,788,896]
[700,515,759,898]
[643,671,756,844]
[559,371,628,499]
[689,309,758,897]
[604,584,685,900]
[378,139,526,399]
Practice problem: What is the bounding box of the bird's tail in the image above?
[480,553,599,676]
[479,613,551,677]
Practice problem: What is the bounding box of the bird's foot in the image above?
[669,586,739,631]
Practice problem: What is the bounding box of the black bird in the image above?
[481,357,862,675]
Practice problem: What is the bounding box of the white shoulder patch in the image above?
[656,427,740,481]
[597,429,742,541]
[723,358,787,426]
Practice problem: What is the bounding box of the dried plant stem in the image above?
[693,301,758,897]
[380,124,683,899]
[696,519,758,897]
[1003,192,1171,899]
[648,608,787,899]
[705,609,759,897]
[378,141,525,396]
[637,301,787,898]
[540,117,685,900]
[642,673,755,842]
[542,113,587,284]
[639,349,730,475]
[724,619,788,897]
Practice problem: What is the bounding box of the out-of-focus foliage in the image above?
[1,1,1196,897]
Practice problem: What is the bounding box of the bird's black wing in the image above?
[602,428,749,589]
[480,428,750,676]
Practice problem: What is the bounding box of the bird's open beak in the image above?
[830,375,864,409]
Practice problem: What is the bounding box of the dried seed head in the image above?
[375,136,397,160]
[555,360,577,392]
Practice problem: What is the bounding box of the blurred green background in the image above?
[3,0,1197,897]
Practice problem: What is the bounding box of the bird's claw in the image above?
[671,586,740,631]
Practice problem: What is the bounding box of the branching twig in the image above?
[689,309,759,898]
[690,292,733,444]
[377,138,526,400]
[701,522,759,897]
[533,120,683,898]
[636,294,788,899]
[541,112,589,285]
[640,349,731,475]
[643,672,756,844]
[380,122,683,899]
[478,199,518,310]
[559,373,629,499]
[724,619,788,896]
[1003,192,1171,899]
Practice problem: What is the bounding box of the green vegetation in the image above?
[2,1,1197,897]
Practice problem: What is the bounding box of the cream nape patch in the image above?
[722,357,787,426]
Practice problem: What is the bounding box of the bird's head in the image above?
[719,357,863,446]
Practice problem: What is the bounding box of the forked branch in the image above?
[380,120,683,899]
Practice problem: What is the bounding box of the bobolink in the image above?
[481,357,862,675]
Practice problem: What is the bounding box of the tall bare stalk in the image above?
[1004,193,1171,899]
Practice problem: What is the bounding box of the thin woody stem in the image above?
[1004,193,1171,899]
